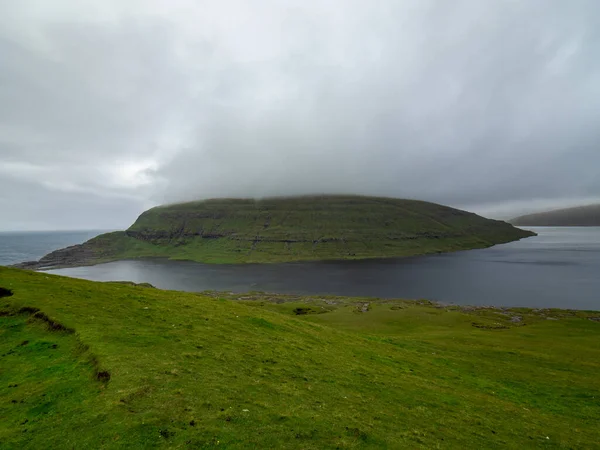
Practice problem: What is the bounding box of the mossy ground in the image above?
[1,267,598,448]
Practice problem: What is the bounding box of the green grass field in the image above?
[1,267,598,448]
[22,196,534,268]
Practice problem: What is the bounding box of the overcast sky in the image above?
[1,1,599,230]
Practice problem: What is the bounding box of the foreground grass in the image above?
[1,267,599,448]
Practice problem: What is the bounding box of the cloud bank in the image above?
[1,0,599,229]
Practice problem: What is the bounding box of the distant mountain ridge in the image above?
[510,204,600,226]
[14,195,535,269]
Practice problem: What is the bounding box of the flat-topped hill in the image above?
[15,195,535,268]
[511,204,600,226]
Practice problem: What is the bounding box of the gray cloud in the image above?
[1,0,599,230]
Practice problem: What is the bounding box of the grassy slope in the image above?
[1,267,599,449]
[76,196,534,265]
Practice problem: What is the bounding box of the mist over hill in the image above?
[511,204,600,226]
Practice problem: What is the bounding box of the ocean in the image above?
[0,230,107,266]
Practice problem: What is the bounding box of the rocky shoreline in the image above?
[10,242,98,270]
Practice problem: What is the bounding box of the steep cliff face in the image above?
[126,195,532,244]
[14,195,535,269]
[511,204,600,226]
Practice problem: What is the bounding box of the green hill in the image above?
[16,196,534,269]
[511,204,600,226]
[1,267,599,448]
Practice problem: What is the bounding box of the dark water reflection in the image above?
[49,227,600,309]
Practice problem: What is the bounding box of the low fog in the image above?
[1,1,599,230]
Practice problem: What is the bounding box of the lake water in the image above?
[39,227,600,310]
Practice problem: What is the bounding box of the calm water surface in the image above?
[47,227,600,310]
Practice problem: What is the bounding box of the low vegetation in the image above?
[1,267,598,448]
[16,195,535,268]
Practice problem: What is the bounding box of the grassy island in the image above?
[16,195,534,269]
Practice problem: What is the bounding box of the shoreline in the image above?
[11,232,537,271]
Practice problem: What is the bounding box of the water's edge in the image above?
[47,228,600,310]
